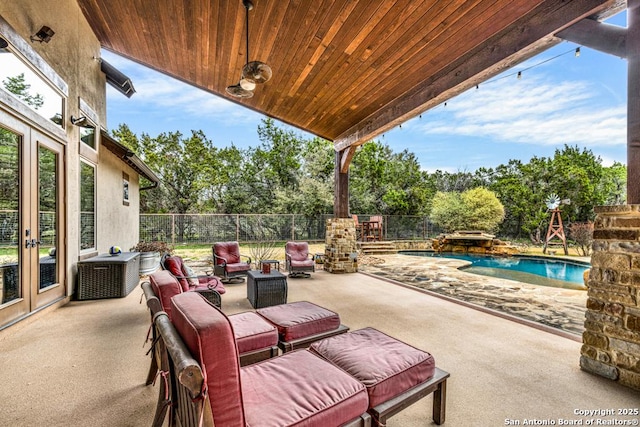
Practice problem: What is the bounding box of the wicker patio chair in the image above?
[160,254,225,306]
[212,241,251,282]
[285,241,315,278]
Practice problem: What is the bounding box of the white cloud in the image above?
[103,51,260,125]
[417,74,626,147]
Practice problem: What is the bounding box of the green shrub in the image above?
[430,187,505,233]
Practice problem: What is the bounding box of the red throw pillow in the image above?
[164,256,190,292]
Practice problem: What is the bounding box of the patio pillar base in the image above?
[324,218,358,274]
[581,205,640,391]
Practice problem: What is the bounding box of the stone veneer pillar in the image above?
[324,218,358,273]
[581,205,640,390]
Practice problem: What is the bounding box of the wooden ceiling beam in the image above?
[333,0,621,153]
[556,18,627,58]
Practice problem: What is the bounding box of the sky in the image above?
[102,11,628,174]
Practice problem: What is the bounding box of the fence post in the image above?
[171,214,176,245]
[423,217,427,240]
[291,214,295,241]
[236,214,240,242]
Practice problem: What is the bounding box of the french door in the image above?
[0,110,65,328]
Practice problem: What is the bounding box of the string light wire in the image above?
[399,45,582,128]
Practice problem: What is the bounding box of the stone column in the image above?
[581,205,640,390]
[324,218,358,273]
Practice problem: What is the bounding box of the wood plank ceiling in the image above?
[77,0,623,151]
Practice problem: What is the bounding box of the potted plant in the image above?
[131,241,173,275]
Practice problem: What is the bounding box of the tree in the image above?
[256,118,302,189]
[461,187,505,231]
[2,73,44,109]
[568,222,594,256]
[349,141,432,215]
[430,187,504,232]
[273,137,334,218]
[599,162,627,205]
[430,191,467,232]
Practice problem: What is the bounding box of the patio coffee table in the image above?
[246,270,287,309]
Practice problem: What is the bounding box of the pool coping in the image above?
[359,270,582,342]
[397,250,590,288]
[397,249,591,266]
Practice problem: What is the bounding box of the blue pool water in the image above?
[398,251,589,290]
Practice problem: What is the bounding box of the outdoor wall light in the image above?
[70,115,89,127]
[30,26,55,43]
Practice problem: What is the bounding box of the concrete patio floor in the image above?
[0,269,638,426]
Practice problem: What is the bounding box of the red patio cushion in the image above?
[286,241,314,268]
[241,350,368,426]
[170,292,246,427]
[310,327,436,408]
[256,301,341,341]
[290,258,314,268]
[213,241,242,265]
[163,256,190,292]
[149,270,182,320]
[225,262,251,273]
[286,241,309,261]
[229,311,278,354]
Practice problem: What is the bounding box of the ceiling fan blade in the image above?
[225,83,254,98]
[242,61,272,84]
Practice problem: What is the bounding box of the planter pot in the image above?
[139,251,161,275]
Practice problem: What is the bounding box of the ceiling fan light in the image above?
[242,61,272,84]
[225,83,254,98]
[239,77,256,91]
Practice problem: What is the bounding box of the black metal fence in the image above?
[0,211,440,247]
[139,214,440,244]
[0,210,56,247]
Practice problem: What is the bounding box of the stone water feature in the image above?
[431,230,519,255]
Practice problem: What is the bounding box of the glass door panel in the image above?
[32,134,64,308]
[0,127,21,305]
[38,145,57,291]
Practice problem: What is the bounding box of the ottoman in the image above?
[256,301,349,352]
[310,327,450,426]
[228,311,279,366]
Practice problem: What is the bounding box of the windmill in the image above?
[543,193,570,255]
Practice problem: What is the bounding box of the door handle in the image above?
[25,229,32,248]
[24,239,41,249]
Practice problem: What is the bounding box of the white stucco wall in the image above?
[96,148,141,254]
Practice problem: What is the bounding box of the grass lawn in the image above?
[172,242,327,264]
[170,240,587,264]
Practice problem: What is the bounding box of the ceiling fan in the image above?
[226,0,272,99]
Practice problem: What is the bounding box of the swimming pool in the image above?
[398,251,589,290]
